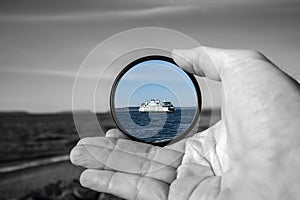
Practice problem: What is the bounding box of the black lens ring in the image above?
[110,55,202,146]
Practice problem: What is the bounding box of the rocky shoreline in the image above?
[19,179,123,200]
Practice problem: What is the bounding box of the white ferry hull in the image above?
[138,107,175,112]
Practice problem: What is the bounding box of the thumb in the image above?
[172,46,224,81]
[172,46,267,82]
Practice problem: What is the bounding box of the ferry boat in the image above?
[138,99,175,113]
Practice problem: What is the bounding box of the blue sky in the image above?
[114,60,197,108]
[0,0,299,112]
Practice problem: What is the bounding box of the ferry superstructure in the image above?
[138,99,175,113]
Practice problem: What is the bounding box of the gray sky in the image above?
[0,0,299,112]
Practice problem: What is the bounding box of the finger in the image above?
[169,176,221,200]
[106,128,129,139]
[80,169,168,200]
[172,46,267,82]
[71,144,177,183]
[70,138,183,183]
[75,137,183,168]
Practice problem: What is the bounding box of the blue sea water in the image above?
[115,107,197,143]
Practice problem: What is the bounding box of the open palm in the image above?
[70,46,300,200]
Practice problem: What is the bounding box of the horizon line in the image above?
[0,107,221,115]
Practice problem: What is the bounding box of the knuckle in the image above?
[107,172,117,191]
[224,49,268,72]
[192,48,203,64]
[242,49,265,60]
[139,159,151,174]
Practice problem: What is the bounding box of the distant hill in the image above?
[0,110,93,116]
[0,111,30,116]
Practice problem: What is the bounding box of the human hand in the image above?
[70,129,188,200]
[70,46,300,200]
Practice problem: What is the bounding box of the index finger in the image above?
[70,137,183,183]
[80,169,168,200]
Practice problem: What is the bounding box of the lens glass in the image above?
[111,56,200,144]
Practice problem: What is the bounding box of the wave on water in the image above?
[115,108,197,143]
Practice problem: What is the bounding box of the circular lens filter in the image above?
[73,28,216,149]
[110,55,201,146]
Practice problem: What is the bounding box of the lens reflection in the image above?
[111,56,200,144]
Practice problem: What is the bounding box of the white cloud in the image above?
[0,67,99,79]
[0,0,298,23]
[0,5,199,22]
[1,0,298,23]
